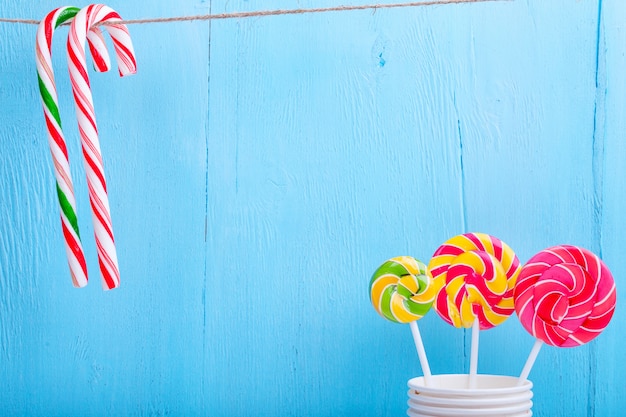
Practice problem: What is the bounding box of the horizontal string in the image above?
[1,0,510,25]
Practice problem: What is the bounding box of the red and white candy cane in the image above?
[36,6,113,288]
[67,4,137,290]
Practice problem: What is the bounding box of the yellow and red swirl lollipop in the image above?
[428,233,522,330]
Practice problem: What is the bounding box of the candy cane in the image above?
[36,6,113,288]
[67,4,137,290]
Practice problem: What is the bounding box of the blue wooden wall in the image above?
[0,0,624,415]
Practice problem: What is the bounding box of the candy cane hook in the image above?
[36,6,113,288]
[67,4,137,290]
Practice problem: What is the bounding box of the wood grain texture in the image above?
[2,1,209,416]
[0,0,624,416]
[594,1,626,416]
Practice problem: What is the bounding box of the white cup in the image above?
[406,374,533,417]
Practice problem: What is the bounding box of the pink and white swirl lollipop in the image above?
[514,245,616,382]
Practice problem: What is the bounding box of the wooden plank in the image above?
[204,1,509,416]
[594,0,626,416]
[0,2,209,415]
[451,2,602,416]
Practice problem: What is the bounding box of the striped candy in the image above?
[370,256,438,323]
[36,6,113,288]
[428,233,521,330]
[514,245,616,347]
[67,4,137,290]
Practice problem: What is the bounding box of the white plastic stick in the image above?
[517,339,543,386]
[468,320,479,388]
[409,321,432,386]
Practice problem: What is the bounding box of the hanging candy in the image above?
[36,6,112,287]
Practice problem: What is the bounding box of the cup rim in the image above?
[408,374,533,396]
[407,388,533,407]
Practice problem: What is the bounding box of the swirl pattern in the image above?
[514,245,616,347]
[428,233,521,329]
[370,256,437,323]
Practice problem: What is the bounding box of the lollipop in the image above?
[428,233,521,386]
[515,245,616,383]
[370,256,438,383]
[370,256,437,323]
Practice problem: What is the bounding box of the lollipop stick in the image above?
[409,321,432,386]
[517,339,543,385]
[468,320,479,388]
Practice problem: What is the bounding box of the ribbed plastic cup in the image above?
[407,375,533,417]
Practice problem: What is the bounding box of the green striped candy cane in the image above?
[36,6,111,287]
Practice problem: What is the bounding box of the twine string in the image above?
[1,0,509,25]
